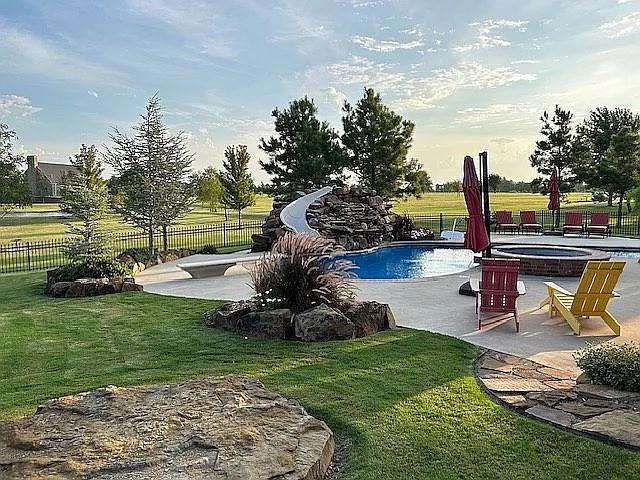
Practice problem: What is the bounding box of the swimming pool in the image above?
[339,245,475,280]
[608,251,640,259]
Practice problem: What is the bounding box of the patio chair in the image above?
[539,261,625,336]
[519,211,542,234]
[470,258,526,332]
[586,212,610,237]
[562,212,583,236]
[494,211,519,234]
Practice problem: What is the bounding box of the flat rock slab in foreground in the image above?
[0,376,334,479]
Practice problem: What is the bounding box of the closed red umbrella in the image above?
[463,155,490,253]
[548,168,560,210]
[548,168,560,230]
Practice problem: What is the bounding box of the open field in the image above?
[1,273,639,479]
[2,193,601,243]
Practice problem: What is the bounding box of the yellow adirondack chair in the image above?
[539,261,625,336]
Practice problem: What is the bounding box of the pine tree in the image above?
[0,123,31,219]
[60,145,109,263]
[105,95,194,255]
[575,107,640,206]
[529,105,578,194]
[259,97,347,194]
[342,88,415,196]
[220,145,255,225]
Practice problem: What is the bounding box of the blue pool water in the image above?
[339,245,475,280]
[608,251,640,259]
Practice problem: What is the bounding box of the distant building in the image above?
[24,155,77,202]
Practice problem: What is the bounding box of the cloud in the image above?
[270,0,332,42]
[125,0,233,57]
[453,19,528,52]
[599,12,640,38]
[352,35,423,52]
[0,23,124,85]
[391,63,537,111]
[0,95,43,118]
[87,90,99,98]
[323,86,347,111]
[491,137,516,145]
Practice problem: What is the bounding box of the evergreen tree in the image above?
[604,126,640,225]
[105,95,194,255]
[575,107,640,206]
[60,145,109,262]
[0,123,31,219]
[529,105,578,194]
[259,96,347,194]
[220,145,256,224]
[342,88,415,196]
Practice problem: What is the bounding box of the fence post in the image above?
[439,213,443,234]
[223,223,228,246]
[26,242,32,271]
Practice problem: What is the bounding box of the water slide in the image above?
[279,186,333,234]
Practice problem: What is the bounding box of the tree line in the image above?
[529,105,640,222]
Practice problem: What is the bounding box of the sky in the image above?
[2,0,640,184]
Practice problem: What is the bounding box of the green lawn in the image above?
[1,193,602,243]
[1,272,639,479]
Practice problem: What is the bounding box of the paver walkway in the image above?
[477,350,640,449]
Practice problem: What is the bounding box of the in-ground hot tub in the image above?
[492,245,611,277]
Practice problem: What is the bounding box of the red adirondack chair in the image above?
[470,259,525,332]
[562,212,583,236]
[494,211,519,233]
[586,212,610,237]
[519,210,542,234]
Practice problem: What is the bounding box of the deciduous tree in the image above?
[0,123,31,219]
[604,127,640,225]
[220,145,255,224]
[342,88,415,196]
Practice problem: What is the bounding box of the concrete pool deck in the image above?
[137,235,640,373]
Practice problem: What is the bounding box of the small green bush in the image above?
[575,342,640,392]
[119,247,153,265]
[198,245,218,254]
[55,258,130,282]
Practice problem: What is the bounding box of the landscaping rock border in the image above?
[475,349,640,450]
[46,276,143,298]
[0,376,334,479]
[204,300,396,341]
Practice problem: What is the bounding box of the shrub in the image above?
[54,258,130,282]
[198,245,219,254]
[252,289,288,311]
[249,233,356,313]
[118,247,153,266]
[575,342,640,392]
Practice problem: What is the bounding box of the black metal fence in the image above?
[0,221,262,274]
[411,209,640,238]
[2,209,640,275]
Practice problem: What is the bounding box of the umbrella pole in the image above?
[480,151,491,257]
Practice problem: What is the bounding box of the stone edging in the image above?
[475,349,640,451]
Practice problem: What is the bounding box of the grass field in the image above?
[2,192,599,243]
[1,272,639,479]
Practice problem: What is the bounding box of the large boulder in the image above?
[294,304,355,341]
[345,301,397,337]
[203,300,255,330]
[241,309,293,339]
[0,376,334,480]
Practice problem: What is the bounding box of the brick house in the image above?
[24,155,77,202]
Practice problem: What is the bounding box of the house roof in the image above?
[36,162,77,183]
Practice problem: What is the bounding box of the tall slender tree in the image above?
[0,123,31,219]
[60,145,109,263]
[529,105,578,194]
[105,95,194,255]
[259,96,347,194]
[220,145,256,224]
[342,88,415,196]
